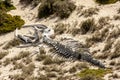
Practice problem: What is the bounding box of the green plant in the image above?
[0,0,15,12]
[78,69,112,80]
[95,0,118,4]
[38,0,76,19]
[0,12,25,34]
[0,51,8,59]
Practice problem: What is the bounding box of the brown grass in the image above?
[43,56,53,65]
[79,19,96,34]
[3,39,20,50]
[35,54,46,61]
[54,23,67,35]
[38,0,76,19]
[13,51,30,60]
[3,58,11,66]
[46,72,57,78]
[80,8,99,17]
[113,15,120,20]
[22,63,35,75]
[0,51,8,59]
[13,62,25,70]
[110,40,120,59]
[69,66,77,73]
[98,17,110,27]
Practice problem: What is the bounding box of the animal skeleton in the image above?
[15,24,105,68]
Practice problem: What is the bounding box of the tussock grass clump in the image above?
[38,0,76,19]
[102,40,113,52]
[22,63,35,75]
[3,58,11,66]
[20,0,41,6]
[3,39,20,50]
[13,62,25,70]
[76,62,89,70]
[46,72,57,78]
[110,40,120,59]
[43,56,53,65]
[54,23,67,35]
[22,57,32,64]
[78,69,112,80]
[80,19,96,34]
[35,54,46,61]
[0,51,8,59]
[98,17,110,27]
[69,66,77,73]
[80,8,99,17]
[113,15,120,20]
[10,74,25,80]
[95,0,118,4]
[13,51,30,60]
[118,8,120,13]
[37,74,49,80]
[95,52,110,59]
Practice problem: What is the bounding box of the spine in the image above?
[43,36,105,68]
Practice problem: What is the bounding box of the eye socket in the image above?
[48,29,50,32]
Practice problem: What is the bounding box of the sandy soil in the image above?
[0,0,120,80]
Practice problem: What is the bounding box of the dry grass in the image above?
[113,15,120,20]
[118,8,120,13]
[13,62,25,70]
[110,40,120,59]
[95,52,110,59]
[46,72,57,78]
[98,17,110,27]
[38,0,76,19]
[13,51,30,60]
[22,63,35,75]
[39,47,46,54]
[43,56,53,65]
[37,74,49,80]
[102,40,113,52]
[68,27,80,36]
[35,54,46,61]
[3,58,11,66]
[69,66,77,73]
[54,23,67,35]
[76,5,84,15]
[95,0,118,4]
[80,8,99,17]
[76,62,89,70]
[0,51,8,59]
[109,60,116,66]
[79,19,96,34]
[3,39,20,50]
[22,57,32,64]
